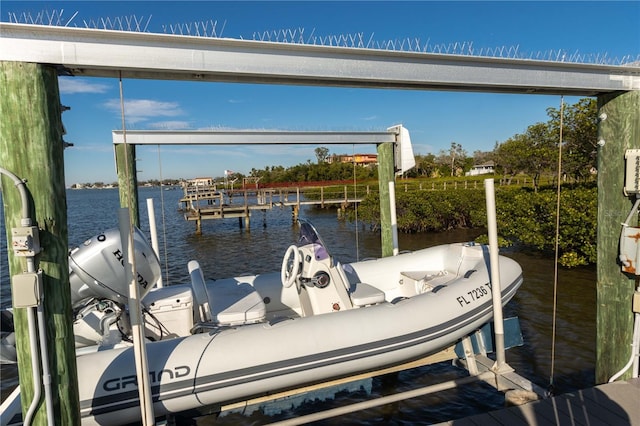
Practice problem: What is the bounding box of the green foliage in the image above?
[495,184,597,267]
[354,183,597,267]
[355,189,486,233]
[493,98,598,191]
[250,161,376,183]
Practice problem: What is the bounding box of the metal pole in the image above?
[146,198,163,288]
[388,181,399,256]
[484,178,506,369]
[118,208,155,424]
[267,371,494,426]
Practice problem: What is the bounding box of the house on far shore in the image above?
[465,161,495,176]
[327,153,378,167]
[187,177,215,187]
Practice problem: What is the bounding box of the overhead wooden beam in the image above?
[1,23,638,95]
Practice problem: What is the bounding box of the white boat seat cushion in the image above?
[188,260,212,323]
[350,283,385,307]
[209,278,266,326]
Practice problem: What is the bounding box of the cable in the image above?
[549,95,564,396]
[352,144,360,262]
[157,145,170,286]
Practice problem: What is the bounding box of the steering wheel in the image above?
[281,245,302,288]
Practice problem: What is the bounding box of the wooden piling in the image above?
[595,90,640,384]
[115,143,140,227]
[377,142,395,257]
[0,61,80,424]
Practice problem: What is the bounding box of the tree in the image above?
[494,134,532,182]
[546,98,598,181]
[522,122,557,190]
[314,147,330,164]
[411,153,439,178]
[448,142,466,176]
[494,121,556,191]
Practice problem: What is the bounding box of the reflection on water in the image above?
[0,188,597,423]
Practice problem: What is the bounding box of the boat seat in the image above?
[188,260,212,323]
[208,277,267,326]
[350,282,386,307]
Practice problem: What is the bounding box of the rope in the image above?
[157,145,170,286]
[352,144,359,261]
[549,95,564,396]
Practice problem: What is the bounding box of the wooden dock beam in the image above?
[596,90,640,384]
[377,142,395,257]
[115,142,140,228]
[0,61,80,425]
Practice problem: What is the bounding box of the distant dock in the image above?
[179,183,366,233]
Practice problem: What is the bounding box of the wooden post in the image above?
[595,90,640,384]
[0,61,80,424]
[115,143,140,227]
[377,142,395,257]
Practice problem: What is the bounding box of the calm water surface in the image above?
[0,188,596,424]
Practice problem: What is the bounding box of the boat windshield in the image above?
[297,218,332,261]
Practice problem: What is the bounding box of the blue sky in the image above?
[2,1,639,186]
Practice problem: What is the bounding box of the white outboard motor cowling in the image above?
[69,227,161,306]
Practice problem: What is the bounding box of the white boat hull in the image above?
[77,242,522,425]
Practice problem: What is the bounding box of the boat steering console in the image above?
[280,220,354,315]
[281,219,334,290]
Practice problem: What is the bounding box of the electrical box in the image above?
[620,226,640,275]
[625,149,640,195]
[11,271,43,307]
[11,226,40,257]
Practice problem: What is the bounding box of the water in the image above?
[0,188,596,424]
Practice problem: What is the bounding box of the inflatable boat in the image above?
[4,220,523,425]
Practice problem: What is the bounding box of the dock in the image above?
[179,184,366,233]
[435,378,640,425]
[187,345,640,426]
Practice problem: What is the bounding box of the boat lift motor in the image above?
[68,227,161,307]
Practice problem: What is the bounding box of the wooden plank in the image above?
[522,397,567,425]
[578,381,640,424]
[434,380,640,426]
[552,395,591,426]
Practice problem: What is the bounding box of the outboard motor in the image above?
[68,227,161,307]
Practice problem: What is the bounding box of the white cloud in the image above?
[103,98,184,124]
[58,78,110,94]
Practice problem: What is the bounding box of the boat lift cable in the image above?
[352,144,360,262]
[549,95,564,396]
[157,145,170,287]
